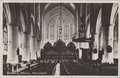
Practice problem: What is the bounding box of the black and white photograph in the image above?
[1,0,119,77]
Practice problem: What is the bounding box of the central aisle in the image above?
[54,63,60,76]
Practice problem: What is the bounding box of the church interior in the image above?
[3,3,119,75]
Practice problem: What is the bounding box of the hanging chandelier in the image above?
[59,3,62,39]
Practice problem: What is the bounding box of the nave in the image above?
[3,3,119,76]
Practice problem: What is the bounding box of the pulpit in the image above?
[81,48,92,60]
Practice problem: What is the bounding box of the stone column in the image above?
[26,34,30,61]
[107,24,114,63]
[21,33,30,61]
[18,31,22,55]
[102,26,109,63]
[92,34,99,60]
[37,40,41,58]
[7,23,19,64]
[30,36,37,60]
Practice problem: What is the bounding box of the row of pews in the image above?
[58,59,118,75]
[20,60,57,75]
[3,58,118,75]
[77,59,118,75]
[3,59,58,75]
[3,60,37,75]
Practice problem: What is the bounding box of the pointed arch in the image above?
[3,3,11,24]
[20,9,26,32]
[110,3,119,25]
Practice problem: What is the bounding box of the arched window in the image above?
[50,24,54,40]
